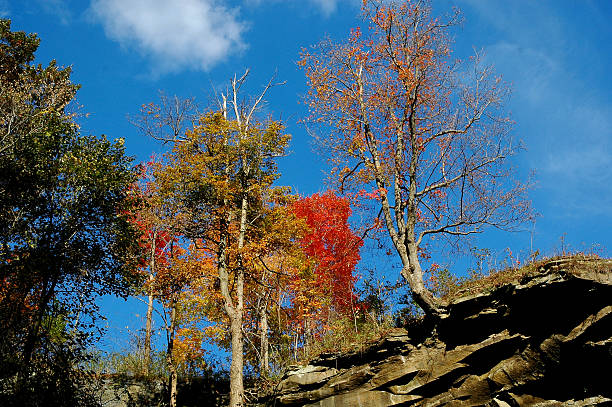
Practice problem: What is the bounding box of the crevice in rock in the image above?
[459,334,527,376]
[372,370,419,394]
[407,366,470,399]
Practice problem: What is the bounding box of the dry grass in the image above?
[442,254,611,303]
[295,315,396,365]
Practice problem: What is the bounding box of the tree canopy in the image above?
[0,18,140,406]
[300,0,533,316]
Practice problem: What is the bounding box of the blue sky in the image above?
[5,0,611,351]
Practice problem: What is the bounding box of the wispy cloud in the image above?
[38,0,72,25]
[459,0,612,215]
[0,0,9,17]
[310,0,339,16]
[89,0,247,74]
[482,42,558,105]
[244,0,352,17]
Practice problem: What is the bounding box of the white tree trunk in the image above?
[144,231,156,376]
[167,300,178,407]
[259,309,269,376]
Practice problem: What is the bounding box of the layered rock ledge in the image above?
[271,258,612,406]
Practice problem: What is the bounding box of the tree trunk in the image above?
[228,194,248,407]
[216,205,247,407]
[259,309,269,376]
[402,243,447,318]
[21,275,57,373]
[257,266,270,376]
[166,299,178,407]
[303,317,309,357]
[169,367,178,407]
[144,231,156,376]
[218,255,245,407]
[228,312,244,407]
[144,289,154,375]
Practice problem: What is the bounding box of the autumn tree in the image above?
[127,164,167,376]
[244,192,306,375]
[128,163,185,405]
[155,71,289,407]
[128,93,199,379]
[289,191,362,346]
[149,240,202,407]
[129,162,216,407]
[0,19,139,405]
[128,91,198,144]
[300,0,532,317]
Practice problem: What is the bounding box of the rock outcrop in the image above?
[95,375,228,406]
[272,258,612,406]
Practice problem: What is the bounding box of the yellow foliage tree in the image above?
[154,71,290,407]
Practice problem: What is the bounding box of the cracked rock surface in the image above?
[269,259,612,406]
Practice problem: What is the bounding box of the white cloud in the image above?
[89,0,247,74]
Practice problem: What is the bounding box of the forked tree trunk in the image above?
[220,72,278,406]
[217,198,248,407]
[217,95,246,407]
[353,66,447,320]
[217,233,245,407]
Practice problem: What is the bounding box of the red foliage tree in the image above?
[291,191,363,318]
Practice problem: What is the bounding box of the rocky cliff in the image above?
[272,258,612,406]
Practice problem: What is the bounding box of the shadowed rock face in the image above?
[271,259,612,406]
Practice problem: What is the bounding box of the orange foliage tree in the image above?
[150,241,210,407]
[300,0,533,317]
[128,162,210,407]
